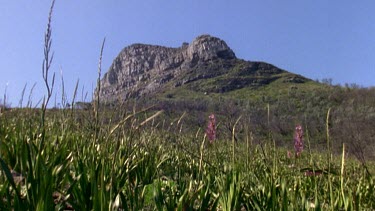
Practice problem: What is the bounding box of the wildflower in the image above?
[206,114,216,143]
[294,125,303,157]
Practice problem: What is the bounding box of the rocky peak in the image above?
[187,34,236,61]
[98,35,237,102]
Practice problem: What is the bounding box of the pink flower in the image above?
[206,114,216,143]
[294,125,303,157]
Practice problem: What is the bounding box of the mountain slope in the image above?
[95,35,375,161]
[97,34,319,103]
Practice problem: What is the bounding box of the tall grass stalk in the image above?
[60,67,66,109]
[199,135,206,180]
[70,79,79,116]
[93,38,106,142]
[340,143,346,207]
[326,107,334,209]
[246,128,250,171]
[232,116,241,166]
[27,83,37,108]
[305,122,313,165]
[40,0,56,150]
[19,84,27,108]
[267,103,270,128]
[326,108,332,163]
[2,84,7,110]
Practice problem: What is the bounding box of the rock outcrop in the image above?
[97,34,307,102]
[98,35,237,102]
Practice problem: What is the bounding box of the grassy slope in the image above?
[153,58,324,103]
[138,64,375,162]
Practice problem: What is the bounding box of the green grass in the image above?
[153,66,326,111]
[0,107,375,210]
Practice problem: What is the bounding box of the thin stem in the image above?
[94,38,106,141]
[232,116,242,166]
[40,0,56,150]
[326,107,333,209]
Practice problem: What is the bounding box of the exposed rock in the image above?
[97,34,307,102]
[187,35,236,61]
[97,35,237,102]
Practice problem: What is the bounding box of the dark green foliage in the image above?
[1,103,375,209]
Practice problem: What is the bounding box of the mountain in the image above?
[97,34,318,103]
[95,35,375,160]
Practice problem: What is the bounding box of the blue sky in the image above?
[1,0,375,107]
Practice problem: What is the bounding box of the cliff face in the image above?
[97,35,308,102]
[98,35,237,102]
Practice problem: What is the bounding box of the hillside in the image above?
[97,35,320,103]
[93,35,375,162]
